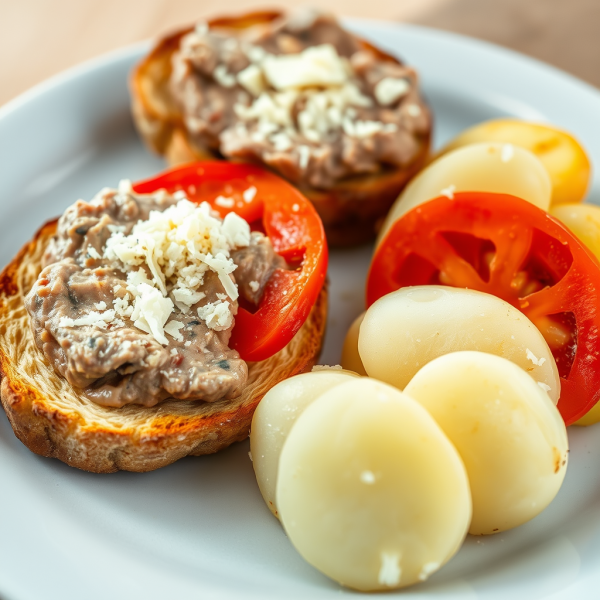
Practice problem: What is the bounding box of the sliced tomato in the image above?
[367,191,600,425]
[134,161,328,362]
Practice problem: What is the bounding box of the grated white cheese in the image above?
[263,44,348,90]
[237,64,266,96]
[249,280,260,293]
[87,246,102,260]
[243,186,257,203]
[59,309,117,330]
[406,103,421,117]
[378,552,402,587]
[164,320,185,342]
[538,381,552,393]
[440,184,456,200]
[298,145,311,170]
[197,300,234,331]
[526,348,546,366]
[94,301,107,311]
[233,43,379,146]
[374,77,409,106]
[101,199,251,343]
[213,64,236,88]
[418,562,440,582]
[215,195,235,208]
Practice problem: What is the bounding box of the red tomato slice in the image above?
[367,191,600,425]
[134,161,328,362]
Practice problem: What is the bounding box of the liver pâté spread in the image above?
[25,182,284,408]
[170,9,431,189]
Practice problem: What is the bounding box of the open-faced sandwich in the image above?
[0,162,327,473]
[131,8,432,245]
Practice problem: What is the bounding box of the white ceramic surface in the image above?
[1,21,600,600]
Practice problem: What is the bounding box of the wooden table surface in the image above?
[2,0,599,107]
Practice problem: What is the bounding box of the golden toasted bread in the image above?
[130,11,431,246]
[0,220,327,473]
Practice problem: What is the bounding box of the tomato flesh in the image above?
[367,191,600,425]
[134,162,327,362]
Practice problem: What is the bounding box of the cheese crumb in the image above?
[197,300,234,331]
[249,280,260,293]
[243,186,257,203]
[440,184,456,200]
[526,348,546,366]
[164,320,185,342]
[59,309,117,330]
[406,104,421,117]
[237,64,265,97]
[94,301,107,311]
[215,195,235,208]
[87,246,101,259]
[263,44,348,90]
[418,562,440,581]
[538,381,552,393]
[298,145,311,170]
[374,77,409,106]
[378,552,402,587]
[360,470,376,484]
[213,64,236,88]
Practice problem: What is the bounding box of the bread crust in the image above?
[130,11,432,246]
[0,221,327,473]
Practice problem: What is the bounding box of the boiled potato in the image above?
[550,203,600,425]
[551,203,600,262]
[377,142,551,245]
[405,351,568,534]
[437,119,591,206]
[250,369,358,517]
[277,378,471,591]
[359,286,560,402]
[341,312,367,375]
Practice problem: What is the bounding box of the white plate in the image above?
[1,20,600,600]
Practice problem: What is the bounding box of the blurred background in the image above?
[1,0,599,107]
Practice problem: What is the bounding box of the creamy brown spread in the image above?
[170,9,431,189]
[25,185,284,408]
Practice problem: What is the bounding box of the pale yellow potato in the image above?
[377,142,551,246]
[551,203,600,261]
[359,286,560,402]
[250,369,358,517]
[277,378,471,591]
[405,351,568,535]
[341,312,367,375]
[437,119,591,206]
[550,203,600,425]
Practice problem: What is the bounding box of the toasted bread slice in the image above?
[130,11,432,246]
[0,220,327,473]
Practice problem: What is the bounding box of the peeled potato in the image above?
[277,378,471,591]
[377,142,552,245]
[405,351,568,534]
[437,119,591,206]
[550,203,600,425]
[250,369,358,517]
[359,286,560,402]
[551,203,600,262]
[341,312,367,375]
